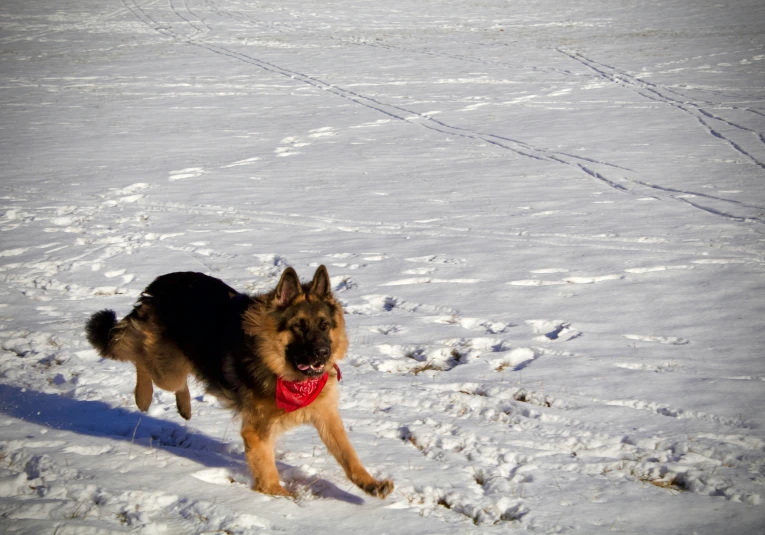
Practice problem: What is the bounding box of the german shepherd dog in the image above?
[85,266,393,499]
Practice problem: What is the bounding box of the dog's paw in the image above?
[253,483,296,498]
[134,389,152,413]
[175,389,192,420]
[359,478,394,499]
[176,405,192,420]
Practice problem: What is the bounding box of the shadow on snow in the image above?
[0,383,364,505]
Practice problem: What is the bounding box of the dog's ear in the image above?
[274,267,303,307]
[309,265,332,299]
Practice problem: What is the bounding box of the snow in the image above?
[1,0,765,533]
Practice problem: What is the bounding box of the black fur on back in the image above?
[85,309,117,357]
[140,272,253,395]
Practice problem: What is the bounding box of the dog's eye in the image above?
[319,320,329,331]
[293,320,309,334]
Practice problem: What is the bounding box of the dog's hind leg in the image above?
[135,365,154,413]
[175,382,191,420]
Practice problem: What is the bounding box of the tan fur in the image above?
[242,306,296,380]
[109,308,194,420]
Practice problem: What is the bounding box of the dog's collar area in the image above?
[275,364,342,412]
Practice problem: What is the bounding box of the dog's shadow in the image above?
[0,384,364,505]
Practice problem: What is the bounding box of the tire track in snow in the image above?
[125,0,765,226]
[222,4,765,224]
[547,48,765,221]
[169,0,212,35]
[552,48,765,223]
[200,0,765,197]
[557,48,765,172]
[122,0,639,188]
[199,0,631,174]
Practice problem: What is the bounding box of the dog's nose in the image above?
[314,347,330,361]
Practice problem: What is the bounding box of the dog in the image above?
[85,265,393,499]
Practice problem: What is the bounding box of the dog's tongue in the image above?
[297,363,324,372]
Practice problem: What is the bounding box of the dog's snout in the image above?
[314,347,330,360]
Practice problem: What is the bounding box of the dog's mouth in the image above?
[296,362,326,377]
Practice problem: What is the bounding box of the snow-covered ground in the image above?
[1,0,765,532]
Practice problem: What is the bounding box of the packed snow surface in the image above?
[1,0,765,533]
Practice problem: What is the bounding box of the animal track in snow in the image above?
[368,337,535,376]
[526,320,581,342]
[490,347,539,372]
[348,295,459,317]
[624,334,689,345]
[330,275,357,292]
[367,324,404,335]
[427,315,514,334]
[372,343,469,375]
[605,399,752,428]
[244,254,290,290]
[438,337,509,353]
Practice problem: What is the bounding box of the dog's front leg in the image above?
[240,425,293,497]
[313,409,394,499]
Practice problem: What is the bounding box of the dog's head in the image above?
[244,265,348,381]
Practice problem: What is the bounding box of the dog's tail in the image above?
[85,309,118,358]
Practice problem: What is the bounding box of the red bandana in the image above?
[276,364,342,413]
